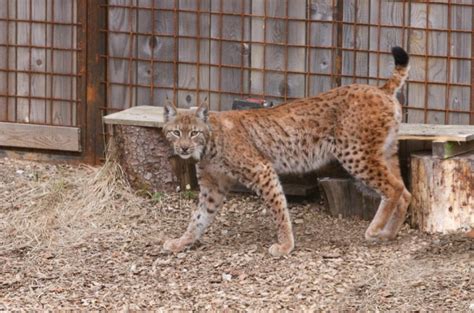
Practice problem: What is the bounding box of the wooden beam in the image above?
[398,123,474,142]
[0,122,81,152]
[432,140,474,159]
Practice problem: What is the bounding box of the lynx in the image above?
[162,47,411,257]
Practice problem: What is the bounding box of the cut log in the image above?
[410,152,473,234]
[318,178,380,221]
[112,125,196,193]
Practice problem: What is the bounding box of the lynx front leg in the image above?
[163,173,229,253]
[239,163,294,257]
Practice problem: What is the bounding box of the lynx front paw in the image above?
[364,227,382,242]
[268,242,294,257]
[163,238,187,253]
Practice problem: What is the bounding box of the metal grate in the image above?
[103,0,471,125]
[0,0,83,127]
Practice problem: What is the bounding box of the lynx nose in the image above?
[181,146,190,153]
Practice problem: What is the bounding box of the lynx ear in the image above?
[196,97,209,122]
[164,96,177,122]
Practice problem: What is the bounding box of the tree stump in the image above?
[410,152,473,233]
[113,125,196,193]
[318,177,380,220]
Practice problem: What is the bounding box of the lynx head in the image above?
[162,98,211,160]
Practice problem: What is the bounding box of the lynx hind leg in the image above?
[238,162,294,257]
[163,172,231,253]
[335,144,404,241]
[379,155,411,239]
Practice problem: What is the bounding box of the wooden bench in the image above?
[104,105,474,233]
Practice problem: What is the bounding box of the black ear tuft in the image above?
[391,46,409,67]
[196,98,209,122]
[164,98,177,122]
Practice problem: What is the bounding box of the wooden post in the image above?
[319,177,380,221]
[410,152,473,233]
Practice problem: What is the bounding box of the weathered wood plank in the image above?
[0,2,8,121]
[398,123,474,142]
[449,4,472,125]
[15,0,31,123]
[104,107,474,143]
[108,0,137,110]
[0,122,81,151]
[308,0,335,96]
[52,0,75,125]
[406,1,426,124]
[211,0,250,110]
[153,0,177,106]
[30,0,49,124]
[432,140,474,159]
[177,0,198,109]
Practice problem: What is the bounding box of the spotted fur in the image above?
[162,46,411,257]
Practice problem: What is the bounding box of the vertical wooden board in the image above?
[177,0,198,108]
[210,0,250,110]
[197,0,211,110]
[135,0,153,107]
[286,0,306,98]
[341,0,373,85]
[426,3,448,124]
[152,1,177,106]
[341,0,355,86]
[368,0,405,87]
[52,0,74,126]
[29,0,48,124]
[354,0,370,85]
[309,0,335,96]
[406,2,427,123]
[264,0,285,101]
[250,0,264,98]
[6,0,16,122]
[449,4,472,125]
[108,1,137,110]
[15,0,30,123]
[0,11,6,121]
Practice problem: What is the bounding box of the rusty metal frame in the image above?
[0,0,105,164]
[100,0,474,128]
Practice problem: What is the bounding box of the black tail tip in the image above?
[391,46,409,67]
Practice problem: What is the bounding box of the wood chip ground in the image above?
[0,158,472,311]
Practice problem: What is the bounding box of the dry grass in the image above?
[0,140,149,252]
[0,151,472,311]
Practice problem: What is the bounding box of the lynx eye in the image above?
[190,130,200,137]
[172,130,181,137]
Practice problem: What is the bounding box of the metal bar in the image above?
[5,0,10,121]
[471,4,474,125]
[334,0,343,87]
[50,0,55,124]
[445,0,452,124]
[195,0,201,107]
[150,0,155,105]
[173,0,178,105]
[352,0,358,84]
[100,68,472,88]
[14,0,18,122]
[423,3,430,123]
[305,0,311,97]
[283,0,289,101]
[126,1,135,108]
[217,0,223,111]
[28,0,32,123]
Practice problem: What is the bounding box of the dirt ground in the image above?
[0,158,472,311]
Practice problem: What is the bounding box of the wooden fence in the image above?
[0,0,473,163]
